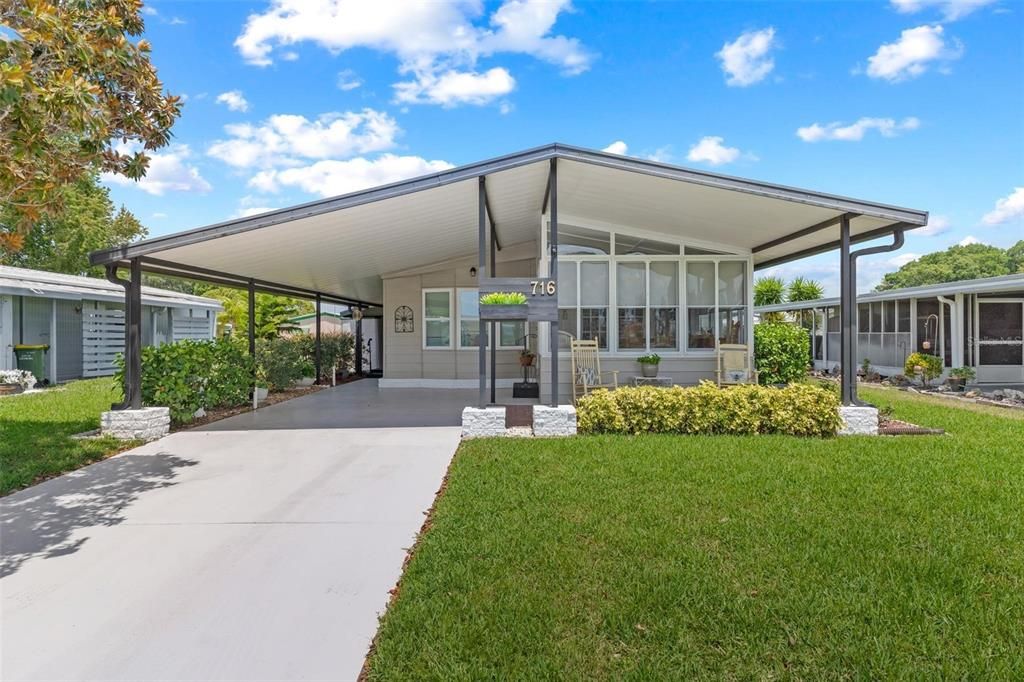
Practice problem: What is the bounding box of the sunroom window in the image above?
[617,262,646,349]
[424,290,451,348]
[686,262,715,349]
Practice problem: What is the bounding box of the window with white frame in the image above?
[424,287,525,349]
[556,225,748,353]
[423,289,451,348]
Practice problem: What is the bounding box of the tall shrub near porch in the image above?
[754,322,810,385]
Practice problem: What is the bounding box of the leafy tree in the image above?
[787,276,824,302]
[0,0,181,249]
[0,173,146,275]
[876,242,1021,290]
[203,287,312,340]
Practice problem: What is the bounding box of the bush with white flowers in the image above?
[0,369,37,390]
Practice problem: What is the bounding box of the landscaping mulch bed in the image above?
[174,384,331,432]
[878,417,944,436]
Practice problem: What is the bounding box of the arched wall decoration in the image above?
[394,305,414,333]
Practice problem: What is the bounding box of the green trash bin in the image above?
[14,344,49,387]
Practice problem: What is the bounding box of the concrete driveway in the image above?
[1,393,460,681]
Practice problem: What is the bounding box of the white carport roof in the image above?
[90,143,928,305]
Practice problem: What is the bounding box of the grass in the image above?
[0,378,134,496]
[366,386,1024,680]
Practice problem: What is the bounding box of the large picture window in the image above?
[424,287,525,350]
[423,289,451,348]
[555,225,749,354]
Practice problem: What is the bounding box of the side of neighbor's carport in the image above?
[88,143,927,435]
[0,265,221,384]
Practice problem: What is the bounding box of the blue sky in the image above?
[107,0,1024,295]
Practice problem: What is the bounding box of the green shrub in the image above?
[116,339,254,424]
[256,337,308,390]
[904,352,944,387]
[295,331,355,380]
[754,322,810,385]
[577,382,841,437]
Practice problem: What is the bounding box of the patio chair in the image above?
[570,338,618,403]
[716,342,758,386]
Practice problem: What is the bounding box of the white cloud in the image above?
[151,212,167,219]
[207,109,399,169]
[958,235,981,246]
[216,90,250,112]
[249,154,454,197]
[235,206,280,218]
[336,69,362,91]
[234,0,591,107]
[916,215,951,236]
[103,144,212,196]
[394,67,515,106]
[890,0,996,21]
[981,187,1024,225]
[602,140,628,155]
[281,50,300,61]
[168,17,186,26]
[716,27,777,87]
[141,6,158,16]
[686,136,741,166]
[864,25,963,82]
[796,116,920,142]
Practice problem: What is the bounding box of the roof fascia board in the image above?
[754,222,918,270]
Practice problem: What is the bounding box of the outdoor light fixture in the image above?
[470,266,477,277]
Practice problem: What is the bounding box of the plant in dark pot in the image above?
[947,366,975,392]
[637,353,661,377]
[479,292,528,320]
[519,349,536,367]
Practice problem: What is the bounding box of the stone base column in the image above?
[533,405,577,437]
[461,406,507,438]
[838,406,879,436]
[101,407,170,441]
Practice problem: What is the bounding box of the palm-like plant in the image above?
[754,276,786,323]
[787,277,825,302]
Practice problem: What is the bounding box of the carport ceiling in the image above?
[91,143,928,304]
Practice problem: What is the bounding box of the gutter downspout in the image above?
[846,226,906,406]
[938,295,957,369]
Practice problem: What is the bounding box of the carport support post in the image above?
[548,158,559,407]
[126,258,142,409]
[839,216,855,405]
[490,213,497,405]
[478,176,487,408]
[355,307,363,375]
[247,278,256,373]
[314,294,322,384]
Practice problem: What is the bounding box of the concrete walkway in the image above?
[1,390,460,681]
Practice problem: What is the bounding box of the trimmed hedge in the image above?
[118,339,254,424]
[577,382,841,437]
[754,322,810,385]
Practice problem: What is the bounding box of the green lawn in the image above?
[0,378,132,495]
[367,387,1024,680]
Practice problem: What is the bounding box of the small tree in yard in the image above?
[0,0,181,250]
[904,352,944,388]
[754,322,810,385]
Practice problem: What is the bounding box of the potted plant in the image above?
[637,353,661,377]
[519,349,536,367]
[0,369,35,395]
[296,360,316,387]
[947,366,975,392]
[479,291,528,320]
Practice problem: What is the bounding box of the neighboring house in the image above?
[288,310,383,372]
[0,266,221,383]
[89,143,928,405]
[755,274,1024,384]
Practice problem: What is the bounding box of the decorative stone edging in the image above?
[461,405,577,438]
[100,407,170,441]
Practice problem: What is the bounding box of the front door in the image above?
[976,299,1024,383]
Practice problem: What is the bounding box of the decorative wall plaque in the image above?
[394,305,414,333]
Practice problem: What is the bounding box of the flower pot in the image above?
[254,386,269,401]
[479,303,528,320]
[947,377,965,392]
[296,377,315,387]
[640,363,659,378]
[519,355,535,367]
